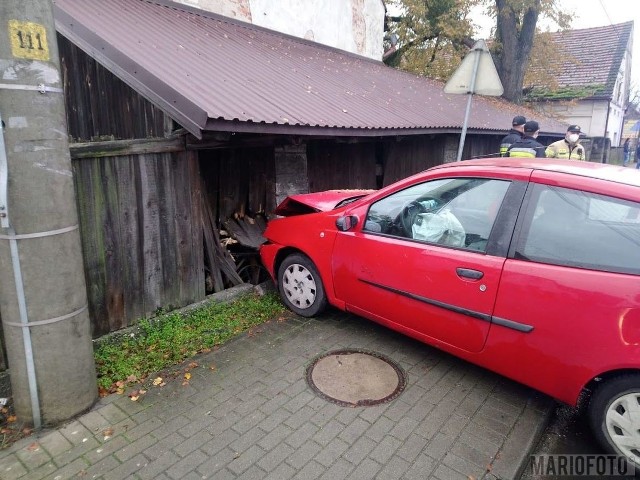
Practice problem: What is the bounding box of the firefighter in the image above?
[506,121,546,158]
[545,125,586,160]
[499,115,526,156]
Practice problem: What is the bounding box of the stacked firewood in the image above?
[201,193,269,293]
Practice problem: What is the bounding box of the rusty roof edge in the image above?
[54,4,207,139]
[202,118,550,138]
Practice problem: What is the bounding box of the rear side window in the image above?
[515,185,640,275]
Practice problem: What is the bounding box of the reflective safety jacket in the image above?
[545,139,586,161]
[499,129,524,156]
[506,136,546,158]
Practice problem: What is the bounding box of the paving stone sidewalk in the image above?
[0,309,553,480]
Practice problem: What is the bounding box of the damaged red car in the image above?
[260,158,640,461]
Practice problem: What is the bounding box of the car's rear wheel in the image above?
[588,374,640,464]
[277,253,327,317]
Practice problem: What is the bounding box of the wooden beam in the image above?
[69,137,185,159]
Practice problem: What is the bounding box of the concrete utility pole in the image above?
[0,0,97,426]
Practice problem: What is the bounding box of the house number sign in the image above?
[8,20,50,61]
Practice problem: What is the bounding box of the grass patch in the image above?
[94,292,286,391]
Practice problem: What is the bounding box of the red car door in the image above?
[484,177,640,405]
[332,177,517,353]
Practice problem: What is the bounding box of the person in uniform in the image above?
[499,115,526,156]
[506,121,546,158]
[545,125,586,161]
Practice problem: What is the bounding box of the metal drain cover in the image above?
[306,349,406,407]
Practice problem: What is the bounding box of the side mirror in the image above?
[336,215,358,231]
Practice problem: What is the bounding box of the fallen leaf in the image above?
[188,362,198,369]
[152,377,164,386]
[184,373,191,380]
[126,374,138,383]
[7,415,17,423]
[22,427,33,435]
[116,385,125,395]
[209,364,217,371]
[129,395,139,402]
[98,387,110,398]
[26,442,39,452]
[102,427,114,438]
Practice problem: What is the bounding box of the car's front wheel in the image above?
[588,374,640,464]
[277,253,327,317]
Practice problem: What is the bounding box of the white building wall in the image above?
[172,0,385,60]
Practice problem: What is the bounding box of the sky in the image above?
[472,0,639,89]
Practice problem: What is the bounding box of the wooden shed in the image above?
[50,0,568,337]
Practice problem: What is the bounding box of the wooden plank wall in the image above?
[382,136,446,186]
[307,141,378,191]
[58,34,169,141]
[73,151,204,337]
[199,147,275,221]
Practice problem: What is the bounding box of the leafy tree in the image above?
[384,0,571,103]
[383,0,477,81]
[482,0,570,102]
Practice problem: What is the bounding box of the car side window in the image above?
[516,185,640,275]
[363,177,510,252]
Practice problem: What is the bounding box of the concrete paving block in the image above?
[83,434,129,463]
[165,449,208,479]
[101,453,148,480]
[172,428,213,458]
[318,458,354,480]
[226,445,267,476]
[395,433,429,464]
[284,440,322,470]
[442,451,488,478]
[14,440,51,470]
[369,435,402,465]
[314,437,350,467]
[292,459,324,480]
[376,455,411,480]
[0,455,27,480]
[489,395,554,480]
[400,454,436,480]
[137,451,181,480]
[9,460,56,480]
[114,432,157,462]
[342,435,377,465]
[256,442,294,472]
[80,454,122,479]
[336,417,370,444]
[229,426,267,454]
[263,462,296,480]
[351,458,384,480]
[284,422,319,448]
[52,436,100,468]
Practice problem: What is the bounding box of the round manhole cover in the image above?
[306,349,406,407]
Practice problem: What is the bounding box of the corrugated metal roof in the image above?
[53,0,568,139]
[528,22,633,99]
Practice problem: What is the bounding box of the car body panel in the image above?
[332,230,505,352]
[274,189,375,216]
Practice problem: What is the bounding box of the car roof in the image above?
[431,158,640,188]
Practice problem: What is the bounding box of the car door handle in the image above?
[456,268,484,280]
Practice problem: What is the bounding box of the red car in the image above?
[260,158,640,461]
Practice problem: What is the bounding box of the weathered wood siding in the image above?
[59,34,170,141]
[199,148,275,221]
[307,141,378,191]
[382,136,446,186]
[73,151,204,337]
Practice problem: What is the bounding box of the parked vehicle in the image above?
[260,158,640,462]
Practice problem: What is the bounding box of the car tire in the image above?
[588,374,640,464]
[277,253,327,317]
